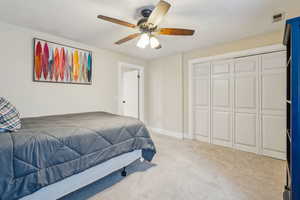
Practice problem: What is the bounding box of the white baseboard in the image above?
[148,127,184,139]
[183,132,193,140]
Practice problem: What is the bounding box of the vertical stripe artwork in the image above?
[35,41,42,80]
[49,48,54,80]
[65,51,70,82]
[33,38,92,84]
[87,53,92,82]
[42,43,49,79]
[79,52,83,82]
[54,48,59,81]
[59,48,65,81]
[73,50,79,81]
[82,53,86,81]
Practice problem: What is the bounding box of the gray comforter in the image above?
[0,112,156,200]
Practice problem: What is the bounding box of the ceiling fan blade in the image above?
[115,33,141,45]
[158,28,195,36]
[97,15,136,28]
[147,0,171,27]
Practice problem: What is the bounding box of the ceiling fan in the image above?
[97,0,195,49]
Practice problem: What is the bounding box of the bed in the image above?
[0,112,156,200]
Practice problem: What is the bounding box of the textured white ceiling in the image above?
[0,0,297,59]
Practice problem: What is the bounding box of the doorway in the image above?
[118,62,144,121]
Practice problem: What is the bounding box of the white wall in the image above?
[0,21,146,118]
[145,54,183,134]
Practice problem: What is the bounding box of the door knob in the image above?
[122,101,126,103]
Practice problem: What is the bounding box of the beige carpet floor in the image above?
[61,133,285,200]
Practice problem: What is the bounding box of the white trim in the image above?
[188,60,194,140]
[188,44,286,66]
[148,127,184,139]
[188,44,286,141]
[262,149,286,160]
[118,62,145,122]
[180,52,185,139]
[184,132,193,139]
[21,150,142,200]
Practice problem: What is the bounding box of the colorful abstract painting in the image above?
[33,38,92,84]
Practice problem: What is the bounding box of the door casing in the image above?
[118,62,145,122]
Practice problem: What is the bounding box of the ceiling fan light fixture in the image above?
[150,36,160,49]
[137,33,150,48]
[98,0,195,49]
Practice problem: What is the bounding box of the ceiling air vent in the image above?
[273,13,285,23]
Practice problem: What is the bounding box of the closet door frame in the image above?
[188,44,286,157]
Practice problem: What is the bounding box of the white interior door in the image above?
[211,60,233,147]
[260,51,286,159]
[122,70,139,119]
[192,62,211,142]
[234,56,259,153]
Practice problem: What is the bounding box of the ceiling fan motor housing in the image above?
[141,8,152,18]
[137,18,148,26]
[137,8,158,33]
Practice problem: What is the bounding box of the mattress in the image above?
[0,112,156,200]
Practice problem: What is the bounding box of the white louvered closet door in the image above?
[192,63,211,143]
[233,56,259,153]
[211,60,234,148]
